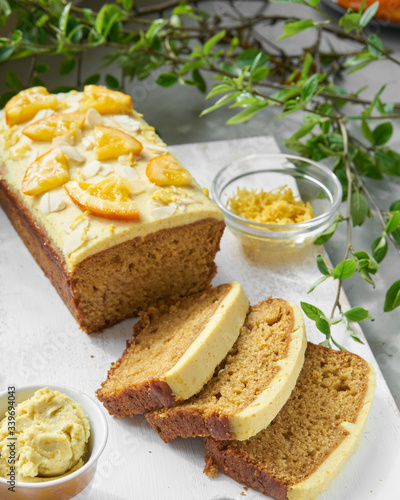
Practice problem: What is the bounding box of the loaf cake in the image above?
[0,86,225,332]
[97,282,249,416]
[146,298,307,442]
[204,342,376,500]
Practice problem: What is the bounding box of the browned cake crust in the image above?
[98,379,177,417]
[145,299,302,443]
[204,441,289,500]
[0,173,225,333]
[97,283,239,417]
[203,343,373,500]
[147,409,235,441]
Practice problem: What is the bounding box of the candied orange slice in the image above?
[94,125,143,161]
[21,147,69,196]
[146,154,192,187]
[22,113,86,141]
[80,85,132,115]
[65,177,139,221]
[5,87,59,126]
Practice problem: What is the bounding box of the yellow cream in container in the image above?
[0,387,90,483]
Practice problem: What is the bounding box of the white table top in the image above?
[1,136,399,500]
[0,3,400,499]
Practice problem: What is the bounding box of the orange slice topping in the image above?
[5,87,59,126]
[79,85,133,115]
[21,147,69,196]
[22,113,86,141]
[94,125,143,161]
[146,154,192,187]
[65,177,139,221]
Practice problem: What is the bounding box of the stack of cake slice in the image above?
[97,285,375,500]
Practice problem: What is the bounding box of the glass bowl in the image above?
[212,153,342,252]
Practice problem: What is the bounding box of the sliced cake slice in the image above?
[145,298,307,442]
[96,282,249,416]
[204,342,376,500]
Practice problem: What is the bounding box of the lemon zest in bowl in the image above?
[227,186,314,225]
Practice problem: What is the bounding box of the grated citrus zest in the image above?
[227,186,314,225]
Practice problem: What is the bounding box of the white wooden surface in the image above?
[0,136,399,500]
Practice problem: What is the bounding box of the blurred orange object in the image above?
[337,0,400,22]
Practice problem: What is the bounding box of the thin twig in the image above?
[331,120,353,319]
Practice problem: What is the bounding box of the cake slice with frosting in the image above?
[96,282,249,416]
[145,298,307,442]
[203,342,376,500]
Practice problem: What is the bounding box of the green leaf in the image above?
[179,60,205,75]
[203,30,226,57]
[359,268,375,287]
[206,83,234,99]
[351,192,369,226]
[301,52,313,78]
[59,3,72,35]
[6,70,22,90]
[226,102,268,125]
[384,280,400,312]
[339,12,361,33]
[333,259,356,280]
[316,317,330,336]
[353,148,382,180]
[156,72,179,87]
[390,200,400,211]
[201,92,240,116]
[0,90,16,109]
[375,149,400,176]
[219,61,241,77]
[372,122,393,146]
[300,302,324,321]
[385,212,400,233]
[35,63,49,74]
[316,254,331,276]
[368,33,384,57]
[84,74,100,85]
[308,275,328,294]
[0,45,14,63]
[314,219,340,245]
[360,2,379,27]
[344,307,373,321]
[361,120,374,143]
[301,73,319,102]
[353,250,379,274]
[320,339,332,348]
[121,0,133,10]
[192,69,206,93]
[279,19,316,40]
[251,66,270,81]
[146,19,168,42]
[106,74,119,89]
[51,85,76,93]
[372,235,388,263]
[236,49,269,69]
[32,76,45,87]
[60,58,75,76]
[289,122,317,141]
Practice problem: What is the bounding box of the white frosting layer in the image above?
[230,302,307,441]
[287,363,376,500]
[0,91,223,271]
[163,281,249,400]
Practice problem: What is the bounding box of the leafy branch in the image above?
[1,0,400,348]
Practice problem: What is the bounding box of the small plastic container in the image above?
[0,385,108,500]
[212,153,342,252]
